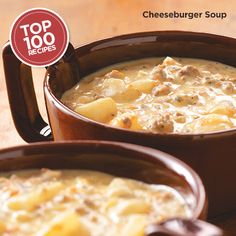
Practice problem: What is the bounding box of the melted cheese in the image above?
[61,57,236,133]
[0,169,190,236]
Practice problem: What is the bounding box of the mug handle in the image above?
[2,42,52,142]
[2,42,76,142]
[145,218,228,236]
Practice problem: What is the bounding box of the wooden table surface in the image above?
[0,0,236,234]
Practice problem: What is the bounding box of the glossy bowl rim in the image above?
[45,30,236,138]
[0,140,207,220]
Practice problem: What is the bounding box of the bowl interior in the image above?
[0,141,205,219]
[47,31,236,99]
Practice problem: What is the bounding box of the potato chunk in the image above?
[0,220,6,234]
[105,70,125,79]
[106,178,133,197]
[130,79,157,93]
[119,215,146,236]
[8,182,63,211]
[114,199,150,216]
[186,114,233,133]
[114,86,141,102]
[209,101,236,117]
[162,57,181,66]
[101,78,126,97]
[101,78,141,102]
[75,97,117,122]
[38,212,90,236]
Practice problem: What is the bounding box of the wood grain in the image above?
[0,0,236,232]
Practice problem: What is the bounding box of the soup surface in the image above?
[0,169,190,236]
[61,57,236,133]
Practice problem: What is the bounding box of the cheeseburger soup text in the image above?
[61,57,236,133]
[0,169,190,236]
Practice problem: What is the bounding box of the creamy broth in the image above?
[61,57,236,133]
[0,169,190,236]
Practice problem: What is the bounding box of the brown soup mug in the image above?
[0,141,225,235]
[3,31,236,216]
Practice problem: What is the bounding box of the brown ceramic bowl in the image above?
[3,31,236,216]
[0,141,225,235]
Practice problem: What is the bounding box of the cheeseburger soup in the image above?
[61,57,236,133]
[0,169,190,236]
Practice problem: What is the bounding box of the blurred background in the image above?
[0,0,235,148]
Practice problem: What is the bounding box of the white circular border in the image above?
[9,7,70,67]
[11,11,67,65]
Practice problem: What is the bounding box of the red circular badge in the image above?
[10,8,69,67]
